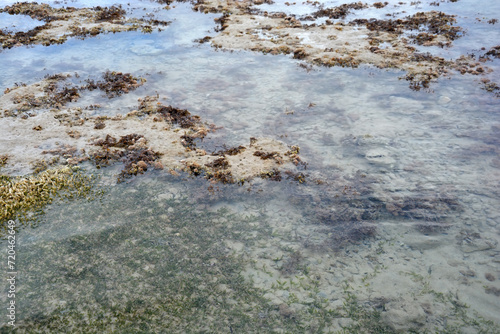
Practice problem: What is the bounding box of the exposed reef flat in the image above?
[195,0,499,91]
[0,74,305,184]
[0,2,166,49]
[1,1,498,92]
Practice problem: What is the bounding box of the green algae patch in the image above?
[0,166,98,234]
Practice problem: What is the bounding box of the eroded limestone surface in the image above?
[0,3,166,48]
[195,0,499,91]
[0,75,304,184]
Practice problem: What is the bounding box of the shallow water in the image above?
[0,12,44,33]
[1,0,500,332]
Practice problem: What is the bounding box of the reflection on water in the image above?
[0,13,44,33]
[1,0,499,332]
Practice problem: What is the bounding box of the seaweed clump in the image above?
[85,71,145,98]
[45,83,81,107]
[385,195,460,221]
[481,80,500,97]
[205,157,229,169]
[284,170,306,183]
[92,134,162,182]
[211,145,246,156]
[203,156,235,184]
[1,24,65,48]
[206,170,235,184]
[135,96,203,129]
[0,155,8,168]
[316,191,460,248]
[352,11,463,47]
[157,105,201,129]
[309,2,368,20]
[482,45,500,59]
[93,5,125,22]
[133,96,208,150]
[260,168,282,181]
[254,150,283,164]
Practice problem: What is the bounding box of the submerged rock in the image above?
[365,148,396,168]
[461,237,497,253]
[382,301,427,332]
[129,40,166,56]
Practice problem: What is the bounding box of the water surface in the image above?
[1,0,499,332]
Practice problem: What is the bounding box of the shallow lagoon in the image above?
[1,0,500,332]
